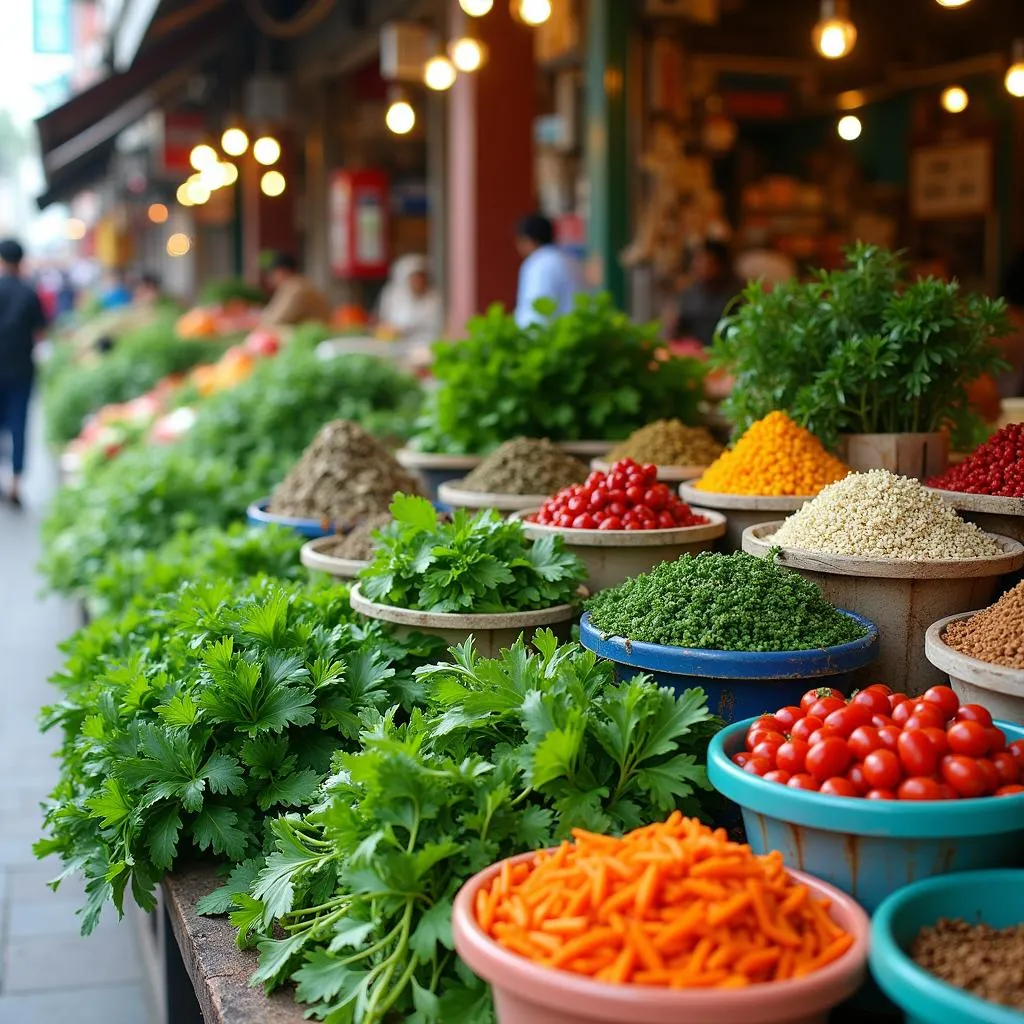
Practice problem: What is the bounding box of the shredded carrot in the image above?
[476,814,854,990]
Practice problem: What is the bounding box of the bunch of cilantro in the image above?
[35,576,447,935]
[206,632,721,1023]
[359,495,585,614]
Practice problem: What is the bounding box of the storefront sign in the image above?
[911,140,991,219]
[33,0,72,54]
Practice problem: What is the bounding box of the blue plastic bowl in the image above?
[246,499,335,539]
[871,870,1024,1024]
[579,610,879,724]
[709,718,1024,913]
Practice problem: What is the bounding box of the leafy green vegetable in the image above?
[198,278,267,306]
[35,577,447,933]
[411,293,706,454]
[712,244,1011,446]
[359,495,585,613]
[211,633,720,1022]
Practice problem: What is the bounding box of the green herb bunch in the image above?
[411,293,706,454]
[359,495,585,613]
[198,277,267,306]
[585,551,866,651]
[712,244,1011,446]
[35,577,447,934]
[206,632,719,1023]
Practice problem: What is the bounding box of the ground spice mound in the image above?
[318,512,394,561]
[461,437,588,495]
[695,411,849,496]
[773,470,1004,560]
[911,917,1024,1011]
[943,581,1024,668]
[927,423,1024,497]
[584,551,865,651]
[269,420,421,527]
[606,419,723,467]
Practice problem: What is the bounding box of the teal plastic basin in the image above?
[871,870,1024,1024]
[708,718,1024,913]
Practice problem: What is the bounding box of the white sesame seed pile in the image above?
[772,470,1004,560]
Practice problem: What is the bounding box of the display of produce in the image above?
[203,634,720,1021]
[530,459,709,530]
[772,470,1003,559]
[460,437,588,495]
[359,494,584,613]
[315,512,394,561]
[712,244,1011,447]
[604,419,723,467]
[474,813,854,987]
[267,420,420,527]
[410,293,706,454]
[942,581,1024,669]
[927,423,1024,497]
[911,918,1024,1011]
[694,411,849,497]
[732,684,1024,799]
[584,552,865,651]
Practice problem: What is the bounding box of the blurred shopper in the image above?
[514,213,583,327]
[0,239,47,507]
[99,268,132,310]
[672,240,743,347]
[377,254,444,352]
[133,271,165,308]
[262,252,332,327]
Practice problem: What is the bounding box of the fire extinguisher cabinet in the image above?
[329,169,390,279]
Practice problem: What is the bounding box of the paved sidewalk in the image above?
[0,411,152,1023]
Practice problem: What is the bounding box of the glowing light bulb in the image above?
[184,177,210,205]
[65,218,86,240]
[176,183,194,207]
[837,114,862,141]
[260,170,286,197]
[219,162,239,186]
[449,37,486,72]
[189,144,218,171]
[147,203,168,224]
[423,55,457,91]
[459,0,492,14]
[221,127,248,157]
[252,136,281,166]
[385,99,416,135]
[199,162,227,190]
[166,233,192,257]
[941,85,969,113]
[812,1,856,59]
[513,0,551,25]
[935,0,971,7]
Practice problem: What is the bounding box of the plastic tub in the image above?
[708,718,1024,913]
[246,499,334,539]
[579,610,878,723]
[871,870,1024,1024]
[926,612,1024,725]
[394,449,483,502]
[515,508,727,593]
[452,851,870,1024]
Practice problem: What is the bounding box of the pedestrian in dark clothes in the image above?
[0,239,48,508]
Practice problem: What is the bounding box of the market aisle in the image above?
[0,409,152,1024]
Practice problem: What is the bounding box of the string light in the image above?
[449,36,487,72]
[189,144,218,171]
[459,0,493,14]
[166,233,192,257]
[423,55,457,91]
[511,0,551,25]
[253,136,281,166]
[147,203,168,224]
[221,127,249,157]
[176,183,194,207]
[941,85,969,113]
[837,114,863,140]
[812,0,857,59]
[385,94,416,135]
[935,0,971,7]
[260,170,286,197]
[184,177,211,205]
[1006,40,1024,98]
[219,162,239,186]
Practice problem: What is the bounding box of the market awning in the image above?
[35,0,242,209]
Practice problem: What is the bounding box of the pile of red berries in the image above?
[733,684,1024,800]
[927,423,1024,497]
[530,459,709,531]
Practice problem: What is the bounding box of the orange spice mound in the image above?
[474,813,853,989]
[695,412,850,496]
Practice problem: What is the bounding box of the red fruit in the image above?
[871,714,896,729]
[644,486,669,511]
[848,726,883,761]
[992,751,1020,786]
[623,522,643,531]
[598,517,623,531]
[846,763,870,795]
[921,685,959,721]
[748,715,783,736]
[656,511,676,529]
[776,739,810,775]
[897,730,940,777]
[752,738,783,765]
[588,490,607,511]
[877,725,902,753]
[820,777,860,798]
[732,752,752,767]
[1009,740,1024,766]
[956,704,994,728]
[743,757,773,776]
[904,705,946,732]
[800,687,845,712]
[865,788,896,800]
[864,684,894,696]
[763,769,791,785]
[940,755,986,798]
[774,706,806,731]
[863,749,903,790]
[891,702,914,727]
[787,773,820,791]
[975,758,999,795]
[898,777,946,800]
[809,696,846,720]
[807,726,844,746]
[625,485,645,503]
[824,704,872,737]
[852,689,892,717]
[791,716,824,742]
[607,501,627,518]
[947,720,990,758]
[889,693,911,712]
[985,727,1008,754]
[567,495,588,515]
[922,727,950,757]
[572,513,596,529]
[996,784,1024,796]
[805,737,852,783]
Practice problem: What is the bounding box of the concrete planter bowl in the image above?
[927,489,1024,546]
[591,458,711,485]
[299,536,369,580]
[513,508,727,593]
[394,449,483,503]
[348,582,576,659]
[436,480,552,517]
[679,480,812,553]
[926,612,1024,725]
[742,522,1024,695]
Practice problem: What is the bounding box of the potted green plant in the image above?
[712,244,1011,477]
[350,494,586,656]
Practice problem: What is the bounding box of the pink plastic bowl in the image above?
[452,852,870,1024]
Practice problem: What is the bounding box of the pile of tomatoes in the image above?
[733,684,1024,800]
[531,459,709,531]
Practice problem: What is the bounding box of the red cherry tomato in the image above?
[865,788,896,800]
[800,687,845,712]
[996,784,1024,796]
[877,725,902,753]
[922,727,950,757]
[940,755,986,798]
[904,705,946,732]
[824,704,872,737]
[1009,740,1024,766]
[749,714,783,735]
[787,773,820,791]
[805,737,852,783]
[791,716,824,742]
[947,719,990,758]
[807,726,844,746]
[898,777,947,800]
[846,763,870,795]
[956,704,994,728]
[572,513,596,529]
[921,685,959,721]
[864,683,894,697]
[851,689,892,717]
[732,751,752,767]
[809,696,846,720]
[820,777,860,798]
[776,739,810,775]
[889,693,911,712]
[598,517,623,531]
[871,714,896,730]
[891,701,914,727]
[975,758,999,795]
[863,749,903,790]
[763,769,791,785]
[985,727,1008,754]
[752,738,783,765]
[992,752,1020,786]
[897,730,940,777]
[773,706,806,731]
[743,757,773,776]
[746,728,786,753]
[848,726,883,761]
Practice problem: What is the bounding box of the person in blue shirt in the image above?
[514,213,583,327]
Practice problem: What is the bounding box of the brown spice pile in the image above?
[318,512,393,561]
[269,420,421,528]
[462,438,588,495]
[606,420,723,467]
[943,581,1024,669]
[911,917,1024,1011]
